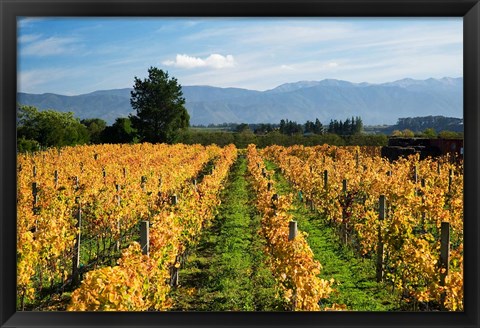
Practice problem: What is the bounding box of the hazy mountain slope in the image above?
[17,77,462,126]
[18,91,134,125]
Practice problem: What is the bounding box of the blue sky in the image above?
[18,17,462,95]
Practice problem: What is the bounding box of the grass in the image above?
[264,160,400,311]
[170,156,282,311]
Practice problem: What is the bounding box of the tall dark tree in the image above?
[314,118,324,134]
[330,120,340,134]
[130,67,190,143]
[304,120,315,133]
[279,119,287,134]
[254,123,273,134]
[280,119,302,135]
[354,116,363,134]
[344,118,351,134]
[235,123,251,133]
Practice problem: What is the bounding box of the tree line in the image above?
[202,116,362,137]
[17,106,139,152]
[17,103,381,152]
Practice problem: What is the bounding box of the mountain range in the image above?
[17,77,463,126]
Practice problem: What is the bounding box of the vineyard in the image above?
[17,143,463,311]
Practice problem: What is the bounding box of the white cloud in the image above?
[205,54,236,68]
[18,68,70,93]
[17,18,462,94]
[280,65,295,70]
[163,54,204,68]
[163,54,236,69]
[241,26,353,47]
[17,17,48,28]
[18,67,91,94]
[183,22,354,47]
[21,37,80,56]
[18,33,42,44]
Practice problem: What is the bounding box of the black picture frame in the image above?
[1,0,479,327]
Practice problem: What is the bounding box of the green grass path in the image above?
[264,160,399,311]
[170,156,281,311]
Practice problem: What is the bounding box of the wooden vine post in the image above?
[74,176,79,190]
[323,170,328,191]
[31,182,39,232]
[448,169,453,193]
[288,207,298,310]
[32,182,38,211]
[376,195,386,282]
[170,254,180,287]
[420,179,426,231]
[413,165,418,184]
[341,179,348,244]
[171,194,178,205]
[271,193,279,214]
[140,220,149,256]
[72,196,82,286]
[439,221,450,311]
[288,221,298,241]
[115,184,121,252]
[170,267,179,287]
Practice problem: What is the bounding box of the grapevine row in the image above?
[262,144,463,311]
[246,145,338,311]
[17,143,231,309]
[66,144,237,310]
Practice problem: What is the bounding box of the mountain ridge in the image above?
[17,77,463,126]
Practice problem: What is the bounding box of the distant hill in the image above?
[17,77,463,126]
[18,89,133,125]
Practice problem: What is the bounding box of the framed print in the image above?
[1,0,479,327]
